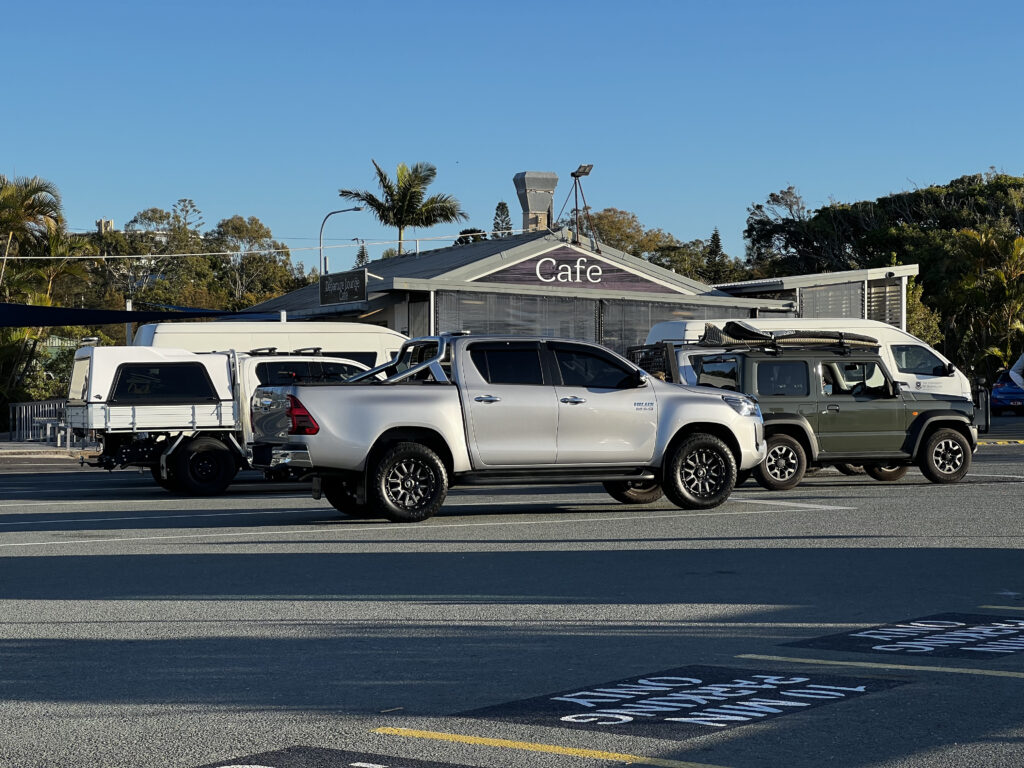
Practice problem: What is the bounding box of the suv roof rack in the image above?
[698,321,879,355]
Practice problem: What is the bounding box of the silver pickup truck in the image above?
[250,333,766,522]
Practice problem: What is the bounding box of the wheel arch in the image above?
[664,422,741,474]
[762,419,818,461]
[366,427,455,479]
[910,416,976,457]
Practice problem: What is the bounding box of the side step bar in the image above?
[458,468,657,486]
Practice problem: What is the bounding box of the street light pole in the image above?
[319,207,363,274]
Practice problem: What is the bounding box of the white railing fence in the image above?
[7,399,67,442]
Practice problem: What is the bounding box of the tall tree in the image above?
[205,215,297,307]
[354,242,369,267]
[492,201,513,238]
[339,160,467,254]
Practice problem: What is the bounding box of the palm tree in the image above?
[0,175,62,255]
[339,160,467,254]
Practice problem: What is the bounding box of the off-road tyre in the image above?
[662,433,736,510]
[754,433,807,491]
[865,464,909,482]
[372,442,448,523]
[919,428,972,484]
[603,480,664,504]
[322,476,380,519]
[171,437,238,495]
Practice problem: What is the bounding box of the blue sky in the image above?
[5,0,1023,275]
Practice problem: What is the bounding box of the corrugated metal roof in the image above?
[250,228,734,314]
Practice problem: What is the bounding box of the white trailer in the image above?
[67,345,368,494]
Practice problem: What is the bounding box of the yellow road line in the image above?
[737,654,1024,679]
[374,727,729,768]
[979,605,1024,611]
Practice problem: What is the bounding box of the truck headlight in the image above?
[722,394,760,418]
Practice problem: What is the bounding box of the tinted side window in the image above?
[111,363,218,404]
[469,347,544,385]
[756,361,809,397]
[695,356,739,391]
[893,344,946,376]
[256,361,315,385]
[553,346,635,388]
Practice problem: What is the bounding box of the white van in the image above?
[646,318,971,400]
[132,321,407,367]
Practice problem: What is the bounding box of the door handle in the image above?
[474,395,501,403]
[560,396,587,405]
[823,404,840,413]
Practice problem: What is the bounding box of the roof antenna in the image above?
[570,164,600,254]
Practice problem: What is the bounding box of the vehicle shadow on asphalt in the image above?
[1,545,1023,767]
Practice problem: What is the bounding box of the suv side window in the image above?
[694,355,739,391]
[893,344,947,376]
[823,360,888,399]
[551,344,635,388]
[756,360,809,397]
[469,343,545,385]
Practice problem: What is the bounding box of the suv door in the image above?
[817,359,906,454]
[462,341,558,466]
[549,341,657,465]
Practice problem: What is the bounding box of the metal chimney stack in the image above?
[513,172,558,232]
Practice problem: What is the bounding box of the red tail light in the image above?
[287,395,319,435]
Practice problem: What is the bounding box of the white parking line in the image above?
[730,498,856,510]
[971,473,1024,480]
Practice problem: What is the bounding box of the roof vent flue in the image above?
[513,171,558,232]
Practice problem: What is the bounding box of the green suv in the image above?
[629,324,978,491]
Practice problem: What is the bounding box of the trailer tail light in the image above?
[287,395,319,435]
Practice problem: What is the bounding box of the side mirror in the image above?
[945,363,956,377]
[634,370,649,388]
[893,381,908,396]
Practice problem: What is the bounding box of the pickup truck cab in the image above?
[250,333,767,522]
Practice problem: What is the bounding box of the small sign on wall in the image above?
[320,269,367,306]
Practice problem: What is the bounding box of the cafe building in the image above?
[251,172,914,353]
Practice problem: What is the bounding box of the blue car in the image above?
[991,369,1024,416]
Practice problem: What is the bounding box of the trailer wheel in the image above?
[372,442,448,523]
[172,437,238,495]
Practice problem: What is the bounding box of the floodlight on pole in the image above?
[319,206,363,274]
[570,164,594,246]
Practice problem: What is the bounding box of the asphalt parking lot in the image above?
[1,442,1023,768]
